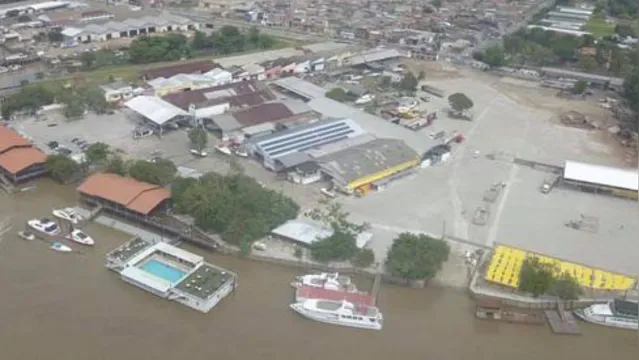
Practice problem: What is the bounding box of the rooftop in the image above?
[77,173,171,215]
[272,219,372,248]
[317,138,419,185]
[141,60,218,80]
[162,80,274,111]
[563,160,638,191]
[125,96,187,125]
[0,125,30,153]
[174,264,234,300]
[0,147,46,174]
[107,237,153,264]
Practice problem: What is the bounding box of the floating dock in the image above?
[545,309,582,335]
[106,238,236,313]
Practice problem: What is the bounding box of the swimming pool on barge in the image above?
[139,258,187,283]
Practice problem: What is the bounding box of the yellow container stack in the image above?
[485,245,636,291]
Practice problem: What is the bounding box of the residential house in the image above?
[100,81,134,103]
[239,63,266,81]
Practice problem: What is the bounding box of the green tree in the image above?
[483,45,506,67]
[396,72,418,92]
[615,24,637,38]
[578,56,597,71]
[47,30,63,43]
[173,173,299,246]
[518,258,555,297]
[129,34,191,64]
[81,85,108,114]
[308,201,370,262]
[547,272,583,300]
[431,0,441,8]
[188,127,208,151]
[84,142,110,164]
[105,155,127,176]
[385,232,450,281]
[417,70,426,80]
[448,92,474,112]
[247,26,261,47]
[79,52,97,69]
[63,98,85,118]
[191,30,212,50]
[128,159,177,185]
[622,66,639,111]
[572,80,589,94]
[352,248,375,268]
[45,154,82,182]
[1,85,55,119]
[325,87,356,102]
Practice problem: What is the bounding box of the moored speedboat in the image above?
[27,218,61,236]
[67,229,95,246]
[573,299,638,330]
[50,241,72,253]
[290,299,383,331]
[52,207,83,224]
[18,231,35,241]
[292,272,358,292]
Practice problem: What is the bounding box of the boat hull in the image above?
[573,309,638,331]
[27,221,61,236]
[289,303,382,331]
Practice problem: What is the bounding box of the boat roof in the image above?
[296,286,374,306]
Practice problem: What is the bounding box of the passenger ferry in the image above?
[292,272,358,292]
[27,218,61,236]
[290,299,383,331]
[573,299,638,330]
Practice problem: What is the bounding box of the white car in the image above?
[0,66,8,73]
[133,128,153,139]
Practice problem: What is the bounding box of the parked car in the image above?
[47,141,59,149]
[190,149,208,157]
[56,147,72,155]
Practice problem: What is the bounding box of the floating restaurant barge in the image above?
[106,237,237,313]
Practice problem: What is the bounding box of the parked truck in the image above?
[540,174,560,194]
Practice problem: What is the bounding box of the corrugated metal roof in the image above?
[271,220,371,248]
[563,160,638,191]
[125,96,187,125]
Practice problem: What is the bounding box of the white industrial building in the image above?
[61,12,198,43]
[271,219,372,248]
[106,239,237,313]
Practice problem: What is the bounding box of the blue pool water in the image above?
[140,259,186,283]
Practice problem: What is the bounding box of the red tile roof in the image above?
[77,173,170,215]
[141,60,218,80]
[0,125,30,154]
[0,147,46,175]
[233,102,294,126]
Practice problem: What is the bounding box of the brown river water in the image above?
[0,180,636,360]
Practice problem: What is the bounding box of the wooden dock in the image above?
[371,270,382,306]
[544,309,582,335]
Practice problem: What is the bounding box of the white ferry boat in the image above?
[290,299,383,331]
[67,229,95,246]
[27,218,61,236]
[292,272,358,292]
[573,299,638,330]
[52,208,83,224]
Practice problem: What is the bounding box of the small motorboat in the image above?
[252,241,267,251]
[50,241,72,253]
[27,218,61,236]
[18,231,35,241]
[52,208,83,224]
[67,229,95,246]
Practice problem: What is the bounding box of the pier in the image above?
[544,303,581,335]
[371,268,383,306]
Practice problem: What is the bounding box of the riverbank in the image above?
[1,180,638,360]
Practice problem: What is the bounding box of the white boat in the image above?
[573,299,638,331]
[66,229,95,246]
[292,272,358,292]
[18,231,35,241]
[50,241,72,253]
[215,145,232,155]
[27,218,61,236]
[290,299,383,331]
[52,208,83,224]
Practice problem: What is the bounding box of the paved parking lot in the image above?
[336,76,638,275]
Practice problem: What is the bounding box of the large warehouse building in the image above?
[317,138,420,194]
[562,160,638,200]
